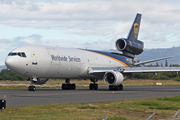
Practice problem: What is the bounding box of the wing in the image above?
[88,67,180,74]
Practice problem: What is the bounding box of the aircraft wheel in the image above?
[28,86,36,91]
[67,84,72,90]
[109,85,118,90]
[32,86,36,91]
[62,84,66,90]
[109,85,113,90]
[28,86,32,91]
[72,83,76,90]
[94,84,98,90]
[62,83,76,90]
[119,84,123,91]
[89,83,94,90]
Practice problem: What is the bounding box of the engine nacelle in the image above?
[115,38,143,55]
[103,71,124,86]
[30,78,49,85]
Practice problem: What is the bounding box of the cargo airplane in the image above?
[5,13,180,91]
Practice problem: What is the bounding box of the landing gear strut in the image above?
[62,78,76,90]
[28,77,36,91]
[89,79,98,90]
[109,84,123,91]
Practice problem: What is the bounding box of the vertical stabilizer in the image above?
[115,13,143,58]
[127,13,141,41]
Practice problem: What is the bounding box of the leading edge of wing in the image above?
[88,67,180,74]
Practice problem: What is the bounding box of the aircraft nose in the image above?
[5,57,15,69]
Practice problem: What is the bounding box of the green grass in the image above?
[0,86,27,89]
[1,79,180,90]
[77,104,97,109]
[157,95,180,102]
[137,101,178,110]
[109,116,127,120]
[0,85,59,89]
[1,96,180,120]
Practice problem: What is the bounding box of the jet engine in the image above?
[115,38,143,56]
[30,78,49,85]
[103,71,124,86]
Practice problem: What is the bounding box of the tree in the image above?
[0,69,26,81]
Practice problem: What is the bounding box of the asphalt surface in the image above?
[0,86,180,107]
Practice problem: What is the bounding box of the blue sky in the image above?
[1,0,180,65]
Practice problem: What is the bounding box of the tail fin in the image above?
[127,13,142,41]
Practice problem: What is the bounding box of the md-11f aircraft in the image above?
[5,13,180,91]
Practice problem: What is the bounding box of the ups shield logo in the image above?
[134,23,139,38]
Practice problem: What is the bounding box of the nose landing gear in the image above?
[27,77,36,91]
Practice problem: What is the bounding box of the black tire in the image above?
[28,86,32,91]
[109,85,116,90]
[62,84,66,90]
[109,85,119,90]
[72,83,76,90]
[89,83,93,90]
[109,85,112,90]
[32,86,36,91]
[66,84,72,90]
[119,84,123,90]
[94,84,98,90]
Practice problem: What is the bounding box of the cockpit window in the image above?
[21,53,26,57]
[8,52,12,56]
[11,53,17,56]
[8,52,26,58]
[18,53,21,57]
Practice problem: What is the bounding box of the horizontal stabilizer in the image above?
[134,56,173,66]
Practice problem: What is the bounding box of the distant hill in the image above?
[137,47,180,65]
[109,46,180,65]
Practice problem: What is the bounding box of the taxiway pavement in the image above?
[0,86,180,107]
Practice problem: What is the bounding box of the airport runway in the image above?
[1,86,180,107]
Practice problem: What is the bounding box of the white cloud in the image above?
[0,0,180,65]
[12,34,43,47]
[0,38,11,44]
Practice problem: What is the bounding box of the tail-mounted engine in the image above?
[115,13,144,58]
[103,71,124,86]
[115,38,143,58]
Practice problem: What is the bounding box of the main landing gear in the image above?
[109,84,123,91]
[89,79,98,90]
[62,78,76,90]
